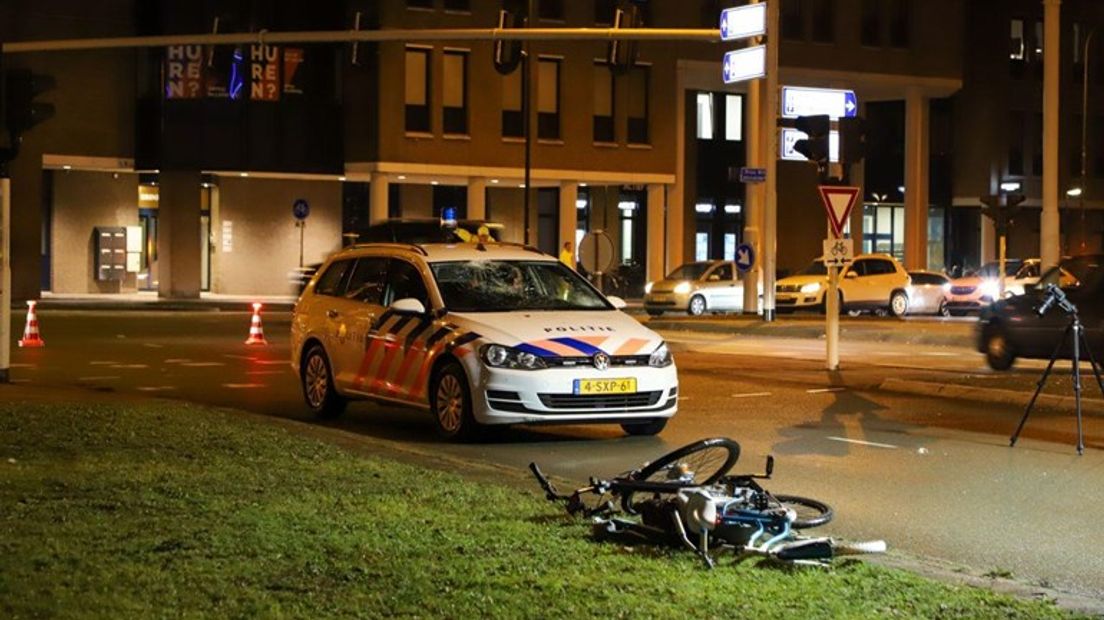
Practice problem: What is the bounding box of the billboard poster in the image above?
[250,44,280,101]
[283,48,305,95]
[165,45,204,99]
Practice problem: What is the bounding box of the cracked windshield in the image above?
[431,260,610,312]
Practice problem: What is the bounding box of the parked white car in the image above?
[643,260,755,316]
[776,253,912,317]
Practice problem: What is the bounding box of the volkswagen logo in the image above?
[592,352,610,371]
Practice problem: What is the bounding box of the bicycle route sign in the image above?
[735,243,755,273]
[292,198,310,221]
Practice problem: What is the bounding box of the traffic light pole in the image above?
[1,175,10,384]
[760,0,780,322]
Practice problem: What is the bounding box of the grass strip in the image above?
[0,400,1083,619]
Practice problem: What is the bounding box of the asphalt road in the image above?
[5,309,1104,603]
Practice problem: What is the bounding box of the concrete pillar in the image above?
[669,64,687,272]
[558,181,578,250]
[980,213,997,264]
[370,172,389,224]
[158,170,203,299]
[467,177,487,220]
[904,88,931,270]
[646,184,666,283]
[1041,0,1062,269]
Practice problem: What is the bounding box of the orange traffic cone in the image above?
[18,300,45,348]
[245,302,268,346]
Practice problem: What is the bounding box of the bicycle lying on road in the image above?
[530,437,886,568]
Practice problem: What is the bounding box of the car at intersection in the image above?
[291,241,678,440]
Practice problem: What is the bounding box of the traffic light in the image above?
[793,114,830,164]
[2,68,55,161]
[838,116,867,165]
[608,3,642,75]
[493,3,526,76]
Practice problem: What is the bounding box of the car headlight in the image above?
[980,280,999,299]
[800,282,822,294]
[649,342,673,368]
[673,281,692,295]
[481,344,548,370]
[644,281,654,294]
[943,282,951,293]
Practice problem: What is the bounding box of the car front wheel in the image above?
[984,325,1015,370]
[889,291,909,317]
[301,345,347,419]
[688,295,707,316]
[431,361,481,440]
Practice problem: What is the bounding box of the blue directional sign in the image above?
[722,45,766,84]
[781,86,858,119]
[720,4,766,41]
[739,167,767,184]
[735,243,755,273]
[292,198,310,221]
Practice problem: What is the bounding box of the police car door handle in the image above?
[327,309,340,319]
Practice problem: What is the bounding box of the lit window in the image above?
[725,95,742,141]
[502,66,523,138]
[1034,21,1043,60]
[695,233,710,261]
[724,234,736,261]
[1010,19,1025,60]
[593,62,615,143]
[628,65,650,144]
[695,203,715,214]
[724,204,741,214]
[443,50,468,135]
[538,58,561,140]
[405,47,431,133]
[696,93,714,140]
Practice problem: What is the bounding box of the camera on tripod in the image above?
[1036,283,1075,317]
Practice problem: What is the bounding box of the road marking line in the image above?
[180,362,226,367]
[136,386,176,392]
[164,358,192,364]
[9,379,30,384]
[223,354,255,360]
[253,360,287,366]
[142,343,164,348]
[922,351,959,357]
[8,363,35,368]
[222,383,266,389]
[731,392,772,398]
[246,370,287,375]
[78,376,121,381]
[826,436,898,449]
[110,364,149,369]
[88,361,118,365]
[806,387,846,394]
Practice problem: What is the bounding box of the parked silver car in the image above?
[906,270,950,316]
[644,261,751,316]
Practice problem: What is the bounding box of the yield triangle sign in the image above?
[818,186,860,238]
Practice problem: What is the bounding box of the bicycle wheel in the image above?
[775,494,833,529]
[619,438,740,512]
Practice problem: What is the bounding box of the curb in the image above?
[878,377,1104,416]
[27,301,295,313]
[648,319,972,348]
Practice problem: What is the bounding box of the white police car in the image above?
[291,241,678,440]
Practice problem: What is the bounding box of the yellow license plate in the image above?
[573,378,637,395]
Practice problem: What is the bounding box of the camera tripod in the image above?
[1010,290,1103,455]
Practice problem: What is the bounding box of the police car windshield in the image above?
[431,260,612,312]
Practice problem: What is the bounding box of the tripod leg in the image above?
[1074,323,1085,455]
[1011,323,1073,447]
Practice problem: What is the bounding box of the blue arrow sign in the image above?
[780,86,858,119]
[722,45,766,84]
[292,198,310,221]
[720,4,766,41]
[735,244,755,273]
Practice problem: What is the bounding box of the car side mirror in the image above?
[606,295,628,309]
[390,298,427,314]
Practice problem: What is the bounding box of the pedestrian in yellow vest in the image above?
[559,241,576,269]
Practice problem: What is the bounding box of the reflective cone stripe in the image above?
[18,301,44,348]
[244,303,268,345]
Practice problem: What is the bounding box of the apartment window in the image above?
[593,62,615,143]
[538,57,561,140]
[443,50,468,135]
[696,93,714,140]
[405,47,431,133]
[888,0,909,48]
[725,94,742,141]
[539,0,564,21]
[443,0,470,11]
[1010,20,1025,60]
[406,0,433,9]
[861,0,880,46]
[628,64,649,144]
[1034,21,1044,62]
[781,0,803,40]
[502,67,523,138]
[1008,110,1025,176]
[595,0,616,24]
[811,0,835,43]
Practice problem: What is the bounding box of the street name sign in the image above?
[722,45,766,84]
[735,243,755,273]
[781,128,839,162]
[781,86,858,119]
[823,238,854,267]
[818,186,861,239]
[738,167,767,183]
[719,4,767,41]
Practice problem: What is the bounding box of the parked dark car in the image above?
[977,254,1104,370]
